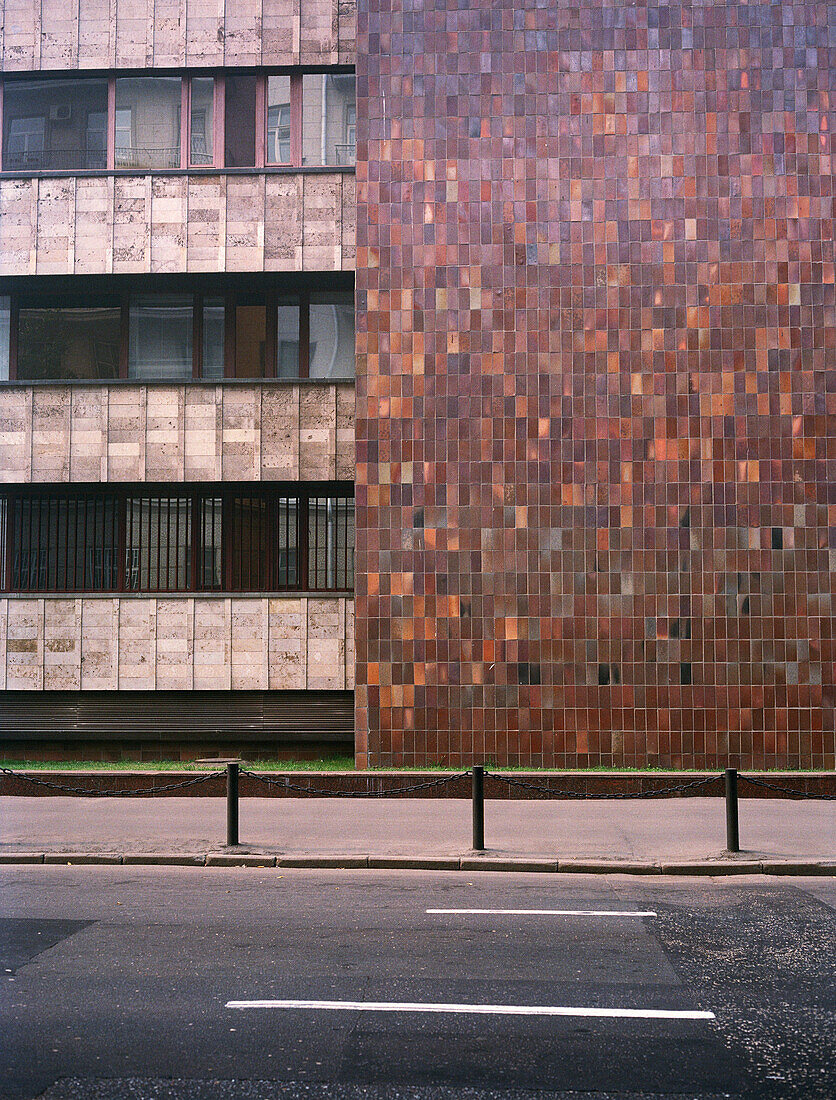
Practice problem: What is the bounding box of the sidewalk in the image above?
[2,795,834,874]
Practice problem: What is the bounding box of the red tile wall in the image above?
[355,0,836,770]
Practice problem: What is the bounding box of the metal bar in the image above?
[725,768,740,853]
[472,766,485,851]
[227,761,239,846]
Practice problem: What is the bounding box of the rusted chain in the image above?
[0,766,225,797]
[239,768,471,797]
[486,771,721,799]
[738,774,836,800]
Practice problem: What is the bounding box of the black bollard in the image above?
[725,768,739,853]
[227,761,239,847]
[472,765,485,851]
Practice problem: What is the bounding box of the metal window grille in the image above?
[0,489,353,595]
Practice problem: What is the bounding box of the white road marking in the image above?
[425,908,657,917]
[225,998,714,1021]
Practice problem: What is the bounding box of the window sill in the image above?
[0,165,355,181]
[0,377,356,388]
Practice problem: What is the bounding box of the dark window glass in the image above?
[17,304,121,380]
[115,77,181,169]
[128,295,193,380]
[302,74,356,166]
[309,292,355,378]
[276,300,300,378]
[224,74,257,167]
[199,497,223,589]
[125,496,191,591]
[2,79,108,171]
[230,496,270,590]
[11,495,119,591]
[0,297,10,381]
[266,76,291,164]
[190,77,214,165]
[202,297,225,379]
[307,495,354,590]
[234,303,267,378]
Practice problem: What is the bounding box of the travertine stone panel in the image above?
[0,178,37,274]
[193,597,231,690]
[0,172,352,275]
[107,386,146,481]
[184,385,222,482]
[186,176,224,272]
[80,598,118,689]
[150,176,187,273]
[307,596,345,690]
[301,0,338,63]
[336,383,354,481]
[0,382,352,484]
[268,596,305,689]
[152,0,187,67]
[303,174,341,270]
[221,387,261,481]
[264,175,303,271]
[300,385,336,481]
[118,598,156,689]
[43,598,82,690]
[225,175,266,272]
[5,598,44,689]
[78,0,116,69]
[74,177,113,273]
[1,1,354,69]
[31,387,70,482]
[231,598,269,688]
[3,595,352,690]
[0,388,32,483]
[156,597,194,689]
[115,0,151,68]
[261,386,299,481]
[112,176,151,273]
[145,386,186,482]
[39,0,78,73]
[70,387,108,482]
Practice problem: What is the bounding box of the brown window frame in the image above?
[0,69,355,174]
[0,484,354,596]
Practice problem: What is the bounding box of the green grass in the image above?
[0,758,824,774]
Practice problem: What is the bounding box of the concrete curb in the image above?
[1,852,834,875]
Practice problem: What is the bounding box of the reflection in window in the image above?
[202,298,225,380]
[266,76,292,164]
[115,77,181,169]
[126,496,191,591]
[276,301,300,378]
[0,297,9,381]
[199,497,223,589]
[309,292,355,378]
[128,296,193,380]
[11,496,119,591]
[190,77,214,165]
[16,304,121,380]
[302,74,356,166]
[308,496,354,591]
[2,79,108,170]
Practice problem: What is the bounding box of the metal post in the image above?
[725,768,739,853]
[472,765,485,851]
[227,761,239,847]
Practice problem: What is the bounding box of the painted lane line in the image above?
[425,908,657,917]
[225,999,714,1021]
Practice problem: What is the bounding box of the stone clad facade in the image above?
[355,0,836,770]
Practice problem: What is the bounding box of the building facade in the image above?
[1,0,835,771]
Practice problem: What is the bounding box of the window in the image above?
[114,77,181,169]
[0,487,354,594]
[309,292,355,379]
[302,73,356,167]
[2,79,108,170]
[128,296,193,380]
[4,282,354,381]
[266,76,292,164]
[189,77,214,166]
[16,301,121,381]
[224,74,257,168]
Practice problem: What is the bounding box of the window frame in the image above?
[0,483,354,596]
[0,69,355,174]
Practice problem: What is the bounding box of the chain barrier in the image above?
[738,774,836,801]
[485,771,721,800]
[239,768,471,798]
[0,765,225,797]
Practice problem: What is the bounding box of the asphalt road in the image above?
[1,868,834,1100]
